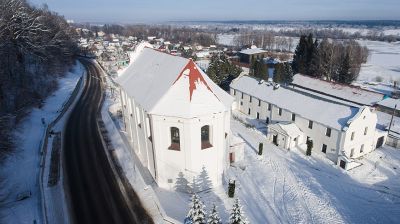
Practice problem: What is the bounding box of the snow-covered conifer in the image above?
[207,204,222,224]
[229,198,248,224]
[186,194,207,224]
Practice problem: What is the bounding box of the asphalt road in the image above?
[64,59,153,224]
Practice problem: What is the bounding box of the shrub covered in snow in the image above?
[186,194,207,224]
[229,198,248,224]
[207,204,222,224]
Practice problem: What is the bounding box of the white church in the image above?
[116,44,242,190]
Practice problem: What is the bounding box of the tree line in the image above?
[233,32,295,52]
[250,60,294,85]
[292,34,369,84]
[0,0,78,157]
[78,24,218,47]
[186,194,248,224]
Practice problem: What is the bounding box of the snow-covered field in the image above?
[228,113,400,223]
[0,62,84,224]
[357,40,400,82]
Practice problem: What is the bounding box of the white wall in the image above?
[232,88,342,162]
[341,107,380,159]
[121,89,230,190]
[151,112,229,190]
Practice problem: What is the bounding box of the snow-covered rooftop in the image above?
[292,74,385,106]
[116,45,233,118]
[230,75,360,130]
[270,122,303,138]
[376,97,400,110]
[239,48,267,55]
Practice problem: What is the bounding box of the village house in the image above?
[116,44,243,190]
[230,75,386,170]
[237,48,268,67]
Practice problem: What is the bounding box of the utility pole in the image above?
[388,104,397,135]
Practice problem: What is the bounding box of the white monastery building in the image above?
[230,75,387,170]
[116,44,241,190]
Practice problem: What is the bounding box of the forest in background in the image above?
[0,0,78,159]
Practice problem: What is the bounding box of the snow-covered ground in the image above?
[357,40,400,83]
[228,112,400,223]
[0,62,84,224]
[104,82,400,224]
[353,40,400,96]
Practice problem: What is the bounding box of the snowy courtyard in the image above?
[106,86,400,223]
[226,112,400,223]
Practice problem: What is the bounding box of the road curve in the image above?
[64,59,153,224]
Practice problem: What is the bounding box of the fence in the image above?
[38,73,84,224]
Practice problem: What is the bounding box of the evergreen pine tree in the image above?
[292,35,308,74]
[337,52,353,84]
[305,37,318,76]
[207,53,242,87]
[273,63,283,83]
[309,40,321,77]
[229,198,248,224]
[186,194,207,224]
[251,59,266,80]
[282,62,294,84]
[208,204,222,224]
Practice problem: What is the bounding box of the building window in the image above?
[360,144,364,153]
[201,125,212,149]
[268,104,271,111]
[241,92,244,99]
[322,144,327,153]
[350,148,355,157]
[291,113,296,121]
[240,101,243,106]
[278,108,282,116]
[257,112,260,119]
[233,89,236,95]
[258,99,261,106]
[351,132,355,141]
[326,128,331,137]
[308,120,313,129]
[266,117,270,124]
[169,127,180,151]
[248,108,251,115]
[250,96,252,103]
[364,127,368,135]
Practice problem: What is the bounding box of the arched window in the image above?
[201,125,212,149]
[169,127,180,151]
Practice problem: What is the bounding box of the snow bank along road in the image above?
[64,59,152,224]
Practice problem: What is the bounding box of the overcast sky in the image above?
[28,0,400,23]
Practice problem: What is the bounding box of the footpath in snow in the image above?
[0,62,85,224]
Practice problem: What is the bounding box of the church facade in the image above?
[116,44,235,190]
